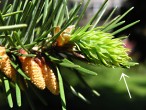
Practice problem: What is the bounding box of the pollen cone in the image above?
[19,50,46,90]
[0,46,16,81]
[39,58,59,95]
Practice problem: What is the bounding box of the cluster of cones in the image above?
[0,26,75,95]
[0,47,59,95]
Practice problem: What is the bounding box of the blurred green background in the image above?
[61,60,146,110]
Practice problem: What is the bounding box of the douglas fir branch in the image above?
[0,0,139,109]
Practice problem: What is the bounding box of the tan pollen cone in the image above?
[0,46,16,81]
[19,49,46,90]
[36,57,59,95]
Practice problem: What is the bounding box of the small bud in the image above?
[55,25,75,47]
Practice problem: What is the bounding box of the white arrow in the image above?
[119,73,132,99]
